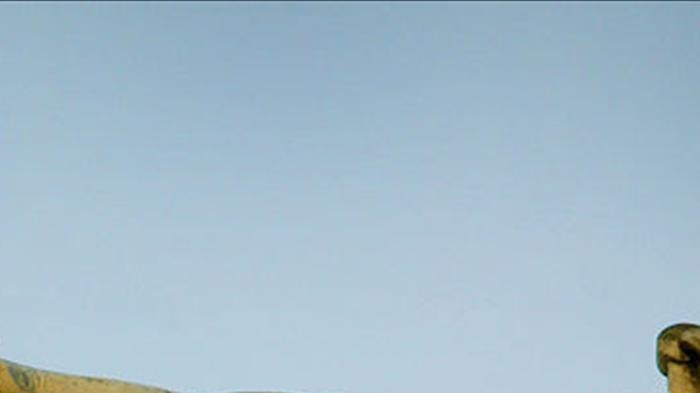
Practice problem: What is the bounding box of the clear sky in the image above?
[2,3,699,393]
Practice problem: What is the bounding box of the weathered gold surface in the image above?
[658,323,700,393]
[0,358,173,393]
[0,357,286,393]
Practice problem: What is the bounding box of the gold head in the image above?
[658,323,700,393]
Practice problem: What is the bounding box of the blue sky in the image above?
[2,3,699,393]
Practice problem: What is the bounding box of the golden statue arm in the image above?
[0,358,176,393]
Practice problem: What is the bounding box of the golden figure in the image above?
[658,323,700,393]
[2,324,697,393]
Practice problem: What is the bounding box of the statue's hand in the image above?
[658,323,700,393]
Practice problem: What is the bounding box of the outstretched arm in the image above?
[0,358,173,393]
